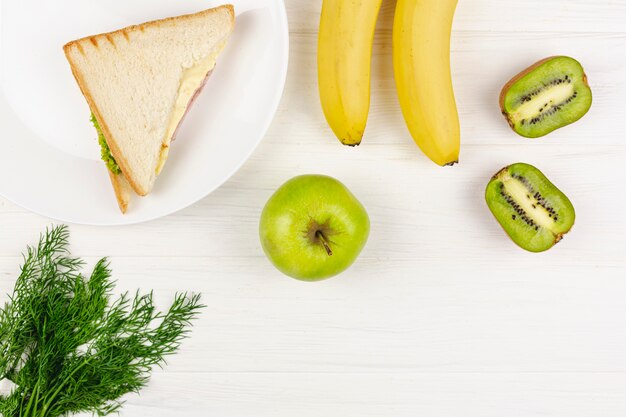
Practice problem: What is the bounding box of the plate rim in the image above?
[0,0,290,226]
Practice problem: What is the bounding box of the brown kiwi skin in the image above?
[498,56,590,129]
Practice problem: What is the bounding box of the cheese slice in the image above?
[156,43,226,175]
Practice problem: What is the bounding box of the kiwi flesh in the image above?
[485,163,575,252]
[500,56,592,138]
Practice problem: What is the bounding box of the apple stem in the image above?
[316,231,333,256]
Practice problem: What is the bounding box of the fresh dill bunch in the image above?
[0,225,204,417]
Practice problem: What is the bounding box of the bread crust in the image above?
[63,5,234,55]
[108,171,132,213]
[63,4,235,200]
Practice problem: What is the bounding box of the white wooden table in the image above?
[2,1,626,415]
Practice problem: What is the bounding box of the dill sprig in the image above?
[0,226,204,417]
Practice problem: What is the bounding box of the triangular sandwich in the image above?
[64,5,235,212]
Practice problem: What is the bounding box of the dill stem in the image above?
[41,358,91,415]
[22,379,40,417]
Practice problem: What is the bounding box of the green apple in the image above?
[259,175,370,281]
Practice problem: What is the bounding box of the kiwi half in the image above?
[500,56,592,138]
[485,163,575,252]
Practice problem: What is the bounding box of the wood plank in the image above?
[287,0,626,34]
[2,250,625,373]
[105,372,626,417]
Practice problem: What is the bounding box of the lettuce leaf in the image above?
[90,114,121,175]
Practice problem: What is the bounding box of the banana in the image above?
[393,0,460,166]
[318,0,383,146]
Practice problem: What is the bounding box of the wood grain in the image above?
[288,0,626,34]
[1,0,626,416]
[118,372,626,417]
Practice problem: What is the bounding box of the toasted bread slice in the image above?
[64,5,234,205]
[108,171,133,214]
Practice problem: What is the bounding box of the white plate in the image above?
[0,0,288,225]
